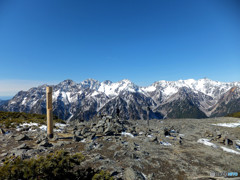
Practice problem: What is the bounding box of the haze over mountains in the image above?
[1,78,240,121]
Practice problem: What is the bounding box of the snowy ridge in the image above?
[151,78,240,98]
[1,78,240,121]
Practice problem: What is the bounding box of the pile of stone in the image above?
[204,130,240,149]
[91,115,125,136]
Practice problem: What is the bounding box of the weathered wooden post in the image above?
[46,86,53,138]
[147,106,150,128]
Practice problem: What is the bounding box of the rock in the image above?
[164,128,171,136]
[14,134,30,141]
[25,149,41,157]
[38,139,53,148]
[52,134,59,141]
[22,127,30,131]
[53,141,65,147]
[131,153,139,160]
[97,127,104,134]
[74,130,82,136]
[236,140,240,146]
[102,116,107,121]
[124,168,145,180]
[81,127,89,135]
[73,135,83,142]
[96,120,105,128]
[83,132,93,138]
[104,126,114,136]
[11,149,27,158]
[128,142,140,151]
[0,128,5,134]
[0,152,8,157]
[35,139,42,144]
[85,142,97,151]
[106,115,112,120]
[86,133,96,140]
[216,131,221,136]
[205,130,213,137]
[68,126,77,131]
[114,151,122,158]
[149,135,158,142]
[93,153,104,160]
[17,143,30,150]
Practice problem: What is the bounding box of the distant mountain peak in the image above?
[59,79,75,86]
[102,80,112,85]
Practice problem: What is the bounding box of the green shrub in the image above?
[0,150,113,180]
[226,111,240,118]
[0,150,84,180]
[92,170,114,180]
[0,111,65,128]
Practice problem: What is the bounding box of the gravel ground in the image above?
[1,117,240,180]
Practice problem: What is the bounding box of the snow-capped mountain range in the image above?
[1,78,240,121]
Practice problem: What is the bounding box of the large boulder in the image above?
[124,168,145,180]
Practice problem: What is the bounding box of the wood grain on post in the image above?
[46,86,53,138]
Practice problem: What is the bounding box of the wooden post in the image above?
[46,86,53,138]
[147,106,150,128]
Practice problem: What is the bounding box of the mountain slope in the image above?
[155,87,207,119]
[1,78,240,121]
[209,87,240,117]
[0,99,8,106]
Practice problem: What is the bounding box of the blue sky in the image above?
[0,0,239,97]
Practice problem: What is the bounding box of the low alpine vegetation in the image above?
[0,150,113,180]
[0,111,65,128]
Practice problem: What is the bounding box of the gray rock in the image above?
[124,168,145,180]
[14,134,30,141]
[85,142,96,151]
[97,127,104,134]
[149,135,158,142]
[106,115,112,119]
[74,130,82,136]
[25,149,41,156]
[81,127,89,135]
[0,128,5,134]
[96,120,105,128]
[73,135,83,142]
[38,139,53,147]
[86,133,96,140]
[53,141,65,147]
[17,143,30,149]
[0,152,8,157]
[236,140,240,146]
[102,116,107,121]
[11,149,27,157]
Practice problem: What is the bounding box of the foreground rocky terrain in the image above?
[1,116,240,180]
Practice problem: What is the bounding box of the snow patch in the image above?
[142,86,156,92]
[221,146,240,155]
[17,122,66,132]
[159,141,171,146]
[121,132,134,138]
[197,138,218,148]
[21,97,27,105]
[212,121,240,128]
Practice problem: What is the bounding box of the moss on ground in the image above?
[0,150,113,180]
[225,111,240,118]
[0,111,65,128]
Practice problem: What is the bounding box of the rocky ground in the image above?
[1,116,240,180]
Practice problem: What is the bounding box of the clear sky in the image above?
[0,0,239,97]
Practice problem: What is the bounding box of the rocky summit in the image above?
[1,78,240,121]
[1,115,240,179]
